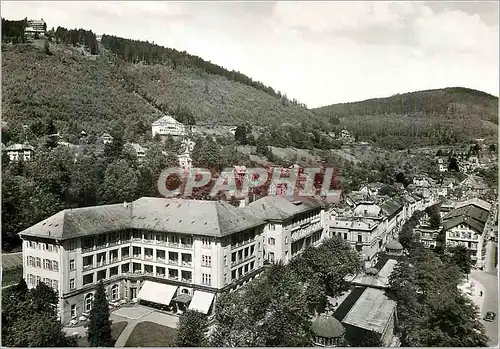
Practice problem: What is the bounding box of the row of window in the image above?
[26,241,59,252]
[26,256,59,272]
[227,260,256,284]
[26,274,59,290]
[80,263,200,286]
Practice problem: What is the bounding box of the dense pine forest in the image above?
[101,34,305,107]
[1,21,498,149]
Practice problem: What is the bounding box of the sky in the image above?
[2,1,499,108]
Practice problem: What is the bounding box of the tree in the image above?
[99,159,139,203]
[2,279,78,347]
[447,245,473,276]
[425,204,441,229]
[234,125,247,145]
[348,330,383,347]
[87,280,113,347]
[44,39,50,54]
[448,157,459,172]
[176,310,209,347]
[488,143,496,153]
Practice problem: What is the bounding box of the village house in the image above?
[100,133,114,145]
[124,143,147,161]
[442,203,490,267]
[4,142,35,162]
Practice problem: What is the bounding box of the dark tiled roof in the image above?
[19,197,266,240]
[243,195,323,222]
[380,198,404,218]
[443,205,489,225]
[334,286,367,322]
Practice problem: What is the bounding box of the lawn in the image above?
[76,321,128,347]
[125,321,177,347]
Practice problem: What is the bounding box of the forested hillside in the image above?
[2,34,322,144]
[2,23,498,148]
[313,88,498,148]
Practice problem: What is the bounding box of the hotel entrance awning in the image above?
[137,281,178,306]
[188,290,215,314]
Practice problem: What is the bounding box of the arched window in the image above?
[181,288,189,295]
[111,284,119,301]
[84,293,94,312]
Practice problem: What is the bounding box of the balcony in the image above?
[156,257,166,263]
[231,254,255,268]
[181,261,192,267]
[83,264,93,271]
[144,255,154,261]
[168,260,179,266]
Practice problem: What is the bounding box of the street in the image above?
[470,240,498,347]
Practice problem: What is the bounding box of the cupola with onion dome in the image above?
[311,313,345,347]
[385,240,403,256]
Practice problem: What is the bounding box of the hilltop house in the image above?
[152,115,186,138]
[124,143,147,161]
[4,142,35,162]
[100,133,114,145]
[24,19,46,37]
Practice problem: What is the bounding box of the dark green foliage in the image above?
[2,279,78,347]
[446,245,473,275]
[448,157,460,172]
[43,39,50,54]
[234,125,248,145]
[176,310,208,347]
[398,210,424,251]
[425,204,442,229]
[488,143,496,152]
[54,26,98,54]
[87,280,113,347]
[210,238,360,347]
[100,34,304,104]
[389,246,488,347]
[1,17,27,43]
[347,331,383,347]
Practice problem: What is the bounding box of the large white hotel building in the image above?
[19,196,326,324]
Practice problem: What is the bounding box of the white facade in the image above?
[152,115,186,138]
[19,198,269,324]
[4,143,35,161]
[445,224,483,265]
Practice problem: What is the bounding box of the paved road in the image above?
[470,269,498,346]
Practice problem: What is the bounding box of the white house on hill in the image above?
[152,115,186,138]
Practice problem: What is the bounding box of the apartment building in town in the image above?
[20,197,268,324]
[442,202,490,267]
[242,196,326,264]
[19,195,328,324]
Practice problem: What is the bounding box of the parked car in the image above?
[484,312,496,322]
